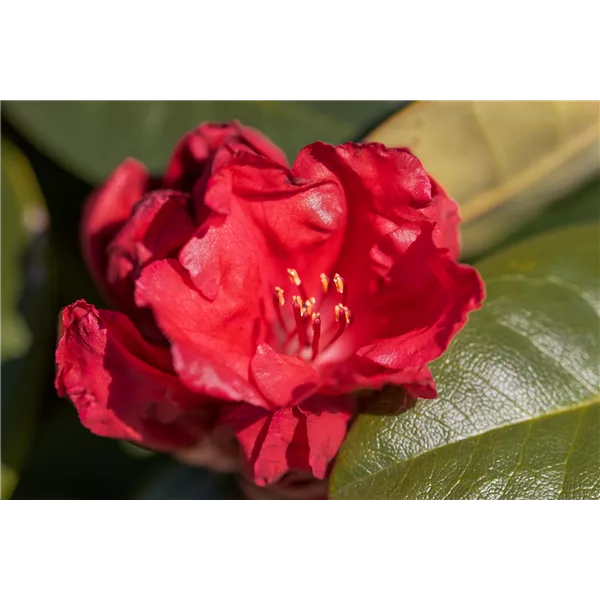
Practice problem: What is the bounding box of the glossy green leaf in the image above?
[3,101,404,184]
[330,224,600,499]
[1,138,52,499]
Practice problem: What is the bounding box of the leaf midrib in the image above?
[333,394,600,498]
[459,121,599,223]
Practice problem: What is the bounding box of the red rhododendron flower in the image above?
[55,121,484,491]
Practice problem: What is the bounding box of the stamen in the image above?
[274,286,285,307]
[329,303,352,347]
[311,312,321,359]
[333,273,348,304]
[287,268,302,287]
[334,303,343,323]
[292,295,308,347]
[287,267,308,298]
[275,269,352,358]
[273,286,287,333]
[304,297,316,316]
[292,295,304,316]
[343,306,353,325]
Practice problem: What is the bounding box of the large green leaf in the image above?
[1,138,52,499]
[330,224,600,499]
[3,101,404,184]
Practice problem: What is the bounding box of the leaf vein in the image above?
[557,404,588,499]
[334,395,600,498]
[442,435,482,499]
[485,274,599,315]
[499,420,534,499]
[490,317,597,395]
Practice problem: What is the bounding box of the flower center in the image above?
[273,268,352,361]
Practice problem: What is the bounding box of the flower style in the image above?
[55,121,484,489]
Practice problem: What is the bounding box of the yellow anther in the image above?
[274,286,285,307]
[333,273,344,295]
[287,268,302,286]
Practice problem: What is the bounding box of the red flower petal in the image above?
[178,207,267,304]
[135,259,267,406]
[105,190,196,339]
[163,121,288,192]
[224,396,352,485]
[320,222,483,395]
[420,177,462,259]
[401,366,438,399]
[299,396,353,479]
[252,407,313,486]
[318,142,432,206]
[107,191,195,285]
[220,403,270,466]
[356,254,484,370]
[55,300,209,451]
[288,143,433,312]
[80,159,150,296]
[325,360,438,399]
[197,151,347,299]
[177,150,348,362]
[290,143,464,313]
[223,403,315,486]
[250,343,319,408]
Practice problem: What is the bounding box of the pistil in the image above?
[311,312,321,359]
